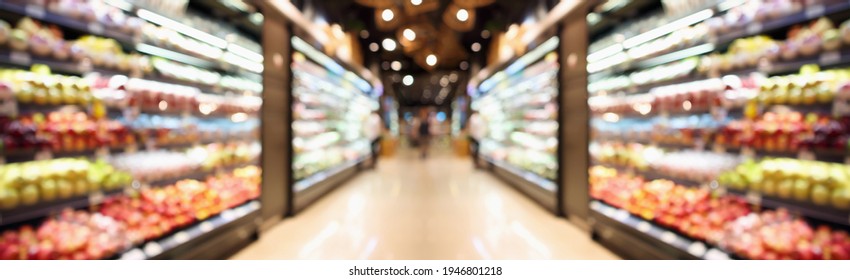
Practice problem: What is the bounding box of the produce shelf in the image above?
[590,200,733,260]
[0,187,127,228]
[724,188,850,228]
[118,200,261,260]
[714,1,850,48]
[3,145,138,164]
[294,156,367,192]
[0,2,138,47]
[146,160,260,187]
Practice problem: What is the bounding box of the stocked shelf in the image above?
[0,187,127,228]
[0,2,137,47]
[119,200,261,260]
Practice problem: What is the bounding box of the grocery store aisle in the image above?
[231,147,616,260]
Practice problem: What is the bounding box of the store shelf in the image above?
[715,2,850,48]
[482,156,559,214]
[294,157,367,193]
[118,200,261,260]
[0,187,127,228]
[0,50,128,76]
[3,145,138,164]
[0,2,137,47]
[590,200,733,260]
[724,188,850,227]
[146,160,260,187]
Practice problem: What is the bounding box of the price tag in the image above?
[687,242,707,257]
[820,51,841,65]
[87,22,104,34]
[741,147,756,159]
[614,209,630,221]
[119,248,146,260]
[637,221,652,233]
[173,231,190,243]
[746,191,762,205]
[746,22,763,34]
[88,191,104,205]
[95,147,110,160]
[798,150,816,161]
[34,150,52,161]
[805,4,826,18]
[199,221,214,233]
[143,242,163,257]
[10,51,31,65]
[660,231,677,244]
[705,248,731,260]
[25,5,46,18]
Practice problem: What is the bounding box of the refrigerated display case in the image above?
[469,37,561,213]
[289,36,380,214]
[586,0,850,260]
[0,1,263,259]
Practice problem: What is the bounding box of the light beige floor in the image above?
[231,146,618,260]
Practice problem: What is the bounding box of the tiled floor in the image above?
[231,146,617,260]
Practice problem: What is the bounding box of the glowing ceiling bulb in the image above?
[471,42,481,52]
[381,9,394,21]
[391,61,402,71]
[403,75,414,86]
[382,38,397,51]
[403,28,416,41]
[456,9,469,22]
[426,54,437,66]
[411,0,422,5]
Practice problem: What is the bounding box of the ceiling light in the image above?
[403,75,414,86]
[471,42,481,52]
[411,0,422,5]
[459,61,469,70]
[391,61,402,71]
[456,9,469,22]
[403,28,416,41]
[481,30,490,39]
[426,54,437,66]
[382,38,397,51]
[369,42,380,52]
[381,9,394,21]
[360,30,370,39]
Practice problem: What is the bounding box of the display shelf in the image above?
[0,50,128,77]
[482,156,559,214]
[0,2,138,47]
[2,145,136,164]
[714,1,850,48]
[590,200,733,260]
[293,156,366,193]
[118,200,261,260]
[146,161,260,188]
[0,187,127,228]
[724,188,850,228]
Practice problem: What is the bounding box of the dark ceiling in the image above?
[294,0,555,107]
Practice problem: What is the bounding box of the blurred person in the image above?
[415,108,436,159]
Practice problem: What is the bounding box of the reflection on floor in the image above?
[231,147,617,260]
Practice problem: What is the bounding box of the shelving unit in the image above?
[470,36,562,214]
[287,36,380,215]
[0,1,263,260]
[587,0,850,260]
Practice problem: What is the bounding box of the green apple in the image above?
[833,188,850,209]
[762,179,778,196]
[20,184,39,205]
[40,179,57,201]
[777,179,794,198]
[73,179,88,197]
[56,179,73,199]
[793,178,810,201]
[0,188,19,209]
[812,184,831,205]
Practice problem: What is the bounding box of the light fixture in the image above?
[381,9,394,21]
[403,75,414,86]
[360,30,370,39]
[391,61,402,71]
[481,30,490,39]
[403,28,416,41]
[411,0,422,5]
[456,9,469,22]
[426,54,437,66]
[369,42,380,52]
[382,38,397,51]
[622,9,713,48]
[459,61,469,70]
[137,9,227,49]
[471,42,481,52]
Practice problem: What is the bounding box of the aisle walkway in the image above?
[231,148,617,259]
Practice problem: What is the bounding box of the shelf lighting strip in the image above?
[292,37,373,93]
[479,36,560,93]
[587,8,715,66]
